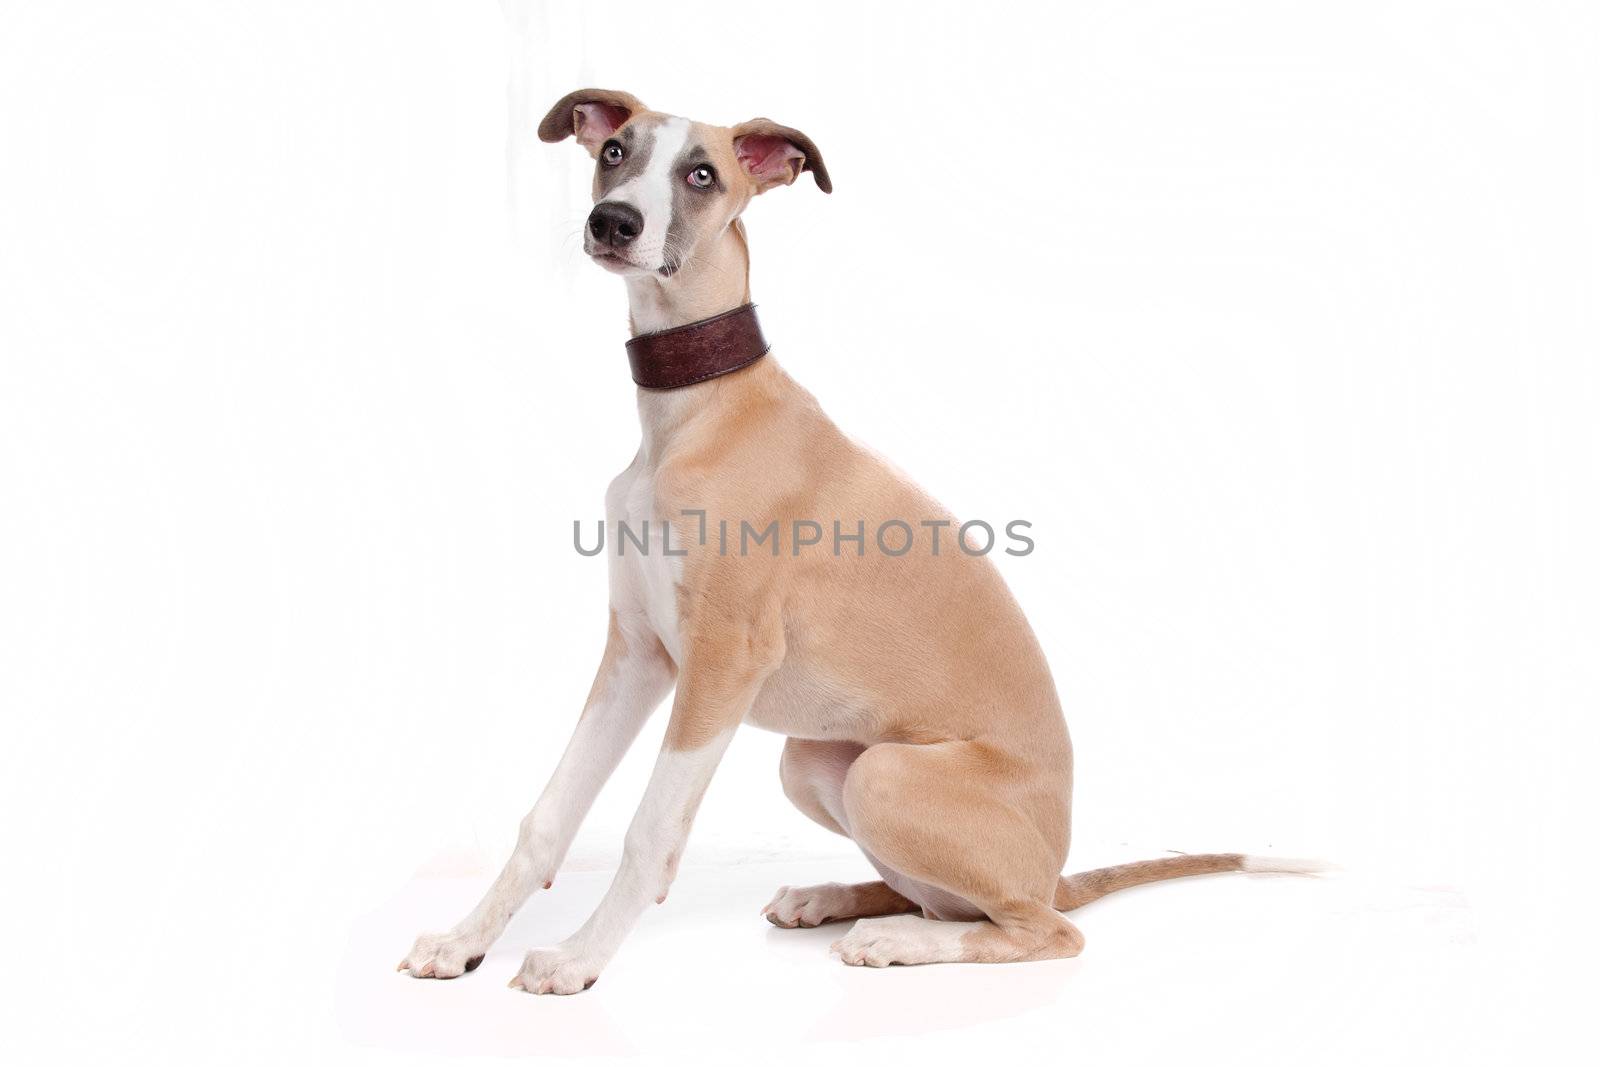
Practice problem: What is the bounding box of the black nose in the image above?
[587,201,642,248]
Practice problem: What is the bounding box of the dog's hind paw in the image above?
[831,914,967,967]
[397,932,487,979]
[763,883,855,928]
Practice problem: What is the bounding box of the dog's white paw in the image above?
[830,914,952,967]
[397,932,487,979]
[507,947,602,995]
[763,882,856,928]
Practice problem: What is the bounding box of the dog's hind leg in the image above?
[777,737,863,836]
[830,739,1084,966]
[763,738,918,927]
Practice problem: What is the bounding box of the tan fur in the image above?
[1054,854,1249,910]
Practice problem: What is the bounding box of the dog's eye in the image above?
[687,164,716,189]
[602,142,624,167]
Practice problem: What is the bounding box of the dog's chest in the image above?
[602,450,872,740]
[605,457,684,663]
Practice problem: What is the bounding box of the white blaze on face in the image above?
[604,117,689,271]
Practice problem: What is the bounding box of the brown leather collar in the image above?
[625,303,769,390]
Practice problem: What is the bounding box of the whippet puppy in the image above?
[398,89,1318,995]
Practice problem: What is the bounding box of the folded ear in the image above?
[732,118,832,195]
[538,88,647,156]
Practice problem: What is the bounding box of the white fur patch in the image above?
[830,914,980,967]
[763,882,860,928]
[602,117,689,273]
[605,448,684,664]
[1240,855,1334,875]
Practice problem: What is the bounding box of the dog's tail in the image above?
[1053,853,1329,911]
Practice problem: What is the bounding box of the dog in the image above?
[398,89,1319,994]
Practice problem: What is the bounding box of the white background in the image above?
[2,1,1595,1063]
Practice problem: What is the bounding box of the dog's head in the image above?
[539,89,830,278]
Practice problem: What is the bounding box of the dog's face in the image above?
[539,90,831,278]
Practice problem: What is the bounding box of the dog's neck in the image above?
[623,221,758,460]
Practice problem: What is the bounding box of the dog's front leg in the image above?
[399,611,675,979]
[508,617,782,994]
